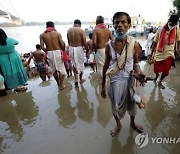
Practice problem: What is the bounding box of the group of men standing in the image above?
[39,16,113,90]
[37,12,180,137]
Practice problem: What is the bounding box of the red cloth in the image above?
[95,23,106,28]
[73,24,80,27]
[154,57,173,76]
[44,27,56,33]
[43,53,47,61]
[157,23,176,52]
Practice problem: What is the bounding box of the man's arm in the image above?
[58,33,65,51]
[82,31,89,58]
[150,29,159,57]
[133,42,146,74]
[176,41,180,58]
[101,44,111,99]
[133,41,147,83]
[150,41,157,57]
[27,52,33,66]
[92,30,97,52]
[40,34,46,52]
[175,28,180,58]
[67,33,70,45]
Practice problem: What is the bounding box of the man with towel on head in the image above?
[93,16,113,83]
[40,21,66,90]
[150,14,180,89]
[67,19,89,86]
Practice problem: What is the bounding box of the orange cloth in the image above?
[157,23,176,52]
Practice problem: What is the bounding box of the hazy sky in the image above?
[0,0,174,22]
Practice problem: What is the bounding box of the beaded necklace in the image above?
[114,38,128,70]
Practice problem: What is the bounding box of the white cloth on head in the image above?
[47,50,66,75]
[69,46,85,74]
[95,48,105,77]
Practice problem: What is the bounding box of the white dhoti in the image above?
[47,50,66,75]
[69,46,84,74]
[108,76,137,120]
[95,48,105,77]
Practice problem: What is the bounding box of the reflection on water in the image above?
[0,92,38,152]
[89,72,112,128]
[110,130,135,154]
[55,85,76,128]
[39,80,51,87]
[76,84,94,123]
[0,59,180,153]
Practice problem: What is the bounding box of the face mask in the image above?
[113,31,128,39]
[168,23,175,30]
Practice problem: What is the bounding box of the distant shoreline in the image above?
[0,21,94,27]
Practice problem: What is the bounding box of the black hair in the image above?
[0,28,7,46]
[74,19,81,26]
[89,33,93,39]
[46,21,54,28]
[168,14,179,24]
[96,16,104,24]
[113,12,131,25]
[36,44,41,49]
[149,27,153,33]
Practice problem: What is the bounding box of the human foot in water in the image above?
[131,122,143,133]
[59,85,65,90]
[110,125,122,137]
[158,82,165,89]
[80,79,86,84]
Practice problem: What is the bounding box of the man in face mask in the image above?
[151,14,180,89]
[101,12,146,137]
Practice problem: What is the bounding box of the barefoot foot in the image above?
[110,125,121,137]
[131,122,143,133]
[59,85,65,90]
[74,81,78,86]
[80,79,86,84]
[158,82,165,89]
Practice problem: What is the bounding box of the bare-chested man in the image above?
[40,21,66,90]
[27,44,50,81]
[67,19,89,86]
[93,16,113,83]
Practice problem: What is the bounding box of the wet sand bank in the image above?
[0,61,180,154]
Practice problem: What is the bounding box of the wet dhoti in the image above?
[108,76,137,120]
[95,48,105,77]
[47,50,66,75]
[69,46,84,74]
